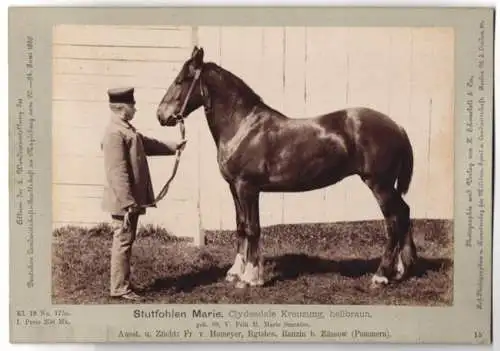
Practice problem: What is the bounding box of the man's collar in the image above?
[110,113,136,132]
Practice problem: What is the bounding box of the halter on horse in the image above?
[156,46,417,289]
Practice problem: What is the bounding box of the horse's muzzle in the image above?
[164,116,178,126]
[158,113,177,127]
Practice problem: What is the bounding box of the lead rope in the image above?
[123,69,201,231]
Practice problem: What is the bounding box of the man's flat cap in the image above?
[108,87,136,104]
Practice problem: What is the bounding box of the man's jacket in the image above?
[101,114,177,216]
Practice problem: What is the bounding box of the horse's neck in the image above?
[203,66,258,148]
[204,101,252,148]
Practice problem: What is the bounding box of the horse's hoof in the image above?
[235,281,249,289]
[371,274,389,286]
[394,255,405,280]
[249,279,264,287]
[226,274,238,283]
[393,271,405,282]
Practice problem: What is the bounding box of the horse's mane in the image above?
[204,62,263,106]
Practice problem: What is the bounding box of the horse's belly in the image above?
[264,154,350,192]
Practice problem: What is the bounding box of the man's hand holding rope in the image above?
[122,137,187,231]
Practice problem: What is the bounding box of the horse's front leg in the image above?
[233,182,264,289]
[225,183,246,282]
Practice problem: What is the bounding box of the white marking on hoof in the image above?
[237,262,263,287]
[235,281,248,289]
[226,253,245,282]
[395,253,405,280]
[225,274,238,282]
[249,279,264,287]
[371,274,389,285]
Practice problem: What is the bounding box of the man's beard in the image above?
[124,111,135,121]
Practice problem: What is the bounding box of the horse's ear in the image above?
[191,46,199,58]
[193,47,204,66]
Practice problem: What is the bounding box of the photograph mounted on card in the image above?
[8,6,493,344]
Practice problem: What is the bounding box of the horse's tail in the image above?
[396,128,414,196]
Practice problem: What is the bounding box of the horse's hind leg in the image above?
[363,178,416,285]
[397,215,417,281]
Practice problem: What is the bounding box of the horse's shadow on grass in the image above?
[148,254,452,293]
[266,254,452,286]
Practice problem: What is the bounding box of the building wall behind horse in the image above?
[52,25,454,240]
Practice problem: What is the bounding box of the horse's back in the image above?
[318,107,411,179]
[318,107,403,134]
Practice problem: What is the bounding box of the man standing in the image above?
[101,87,186,301]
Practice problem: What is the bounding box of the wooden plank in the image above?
[51,116,182,158]
[52,103,110,131]
[218,26,264,92]
[53,153,198,198]
[213,27,292,229]
[53,58,181,79]
[53,80,168,104]
[197,26,226,230]
[53,194,109,224]
[387,28,413,124]
[219,26,285,228]
[52,101,172,130]
[53,126,106,158]
[282,27,326,225]
[342,28,395,221]
[53,72,178,90]
[304,27,351,223]
[52,181,199,210]
[217,27,264,230]
[53,155,105,185]
[347,27,392,113]
[53,183,103,198]
[53,25,192,48]
[53,194,202,242]
[53,44,191,62]
[52,126,186,159]
[384,28,418,219]
[53,153,204,243]
[111,25,184,30]
[258,27,286,227]
[303,27,350,115]
[406,28,434,219]
[290,27,330,224]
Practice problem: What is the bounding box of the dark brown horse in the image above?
[156,46,417,288]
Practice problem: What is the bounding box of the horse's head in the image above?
[157,46,205,127]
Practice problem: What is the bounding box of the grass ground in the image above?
[52,219,453,306]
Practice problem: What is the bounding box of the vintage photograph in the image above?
[51,24,454,306]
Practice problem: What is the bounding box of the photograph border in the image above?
[8,6,494,344]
